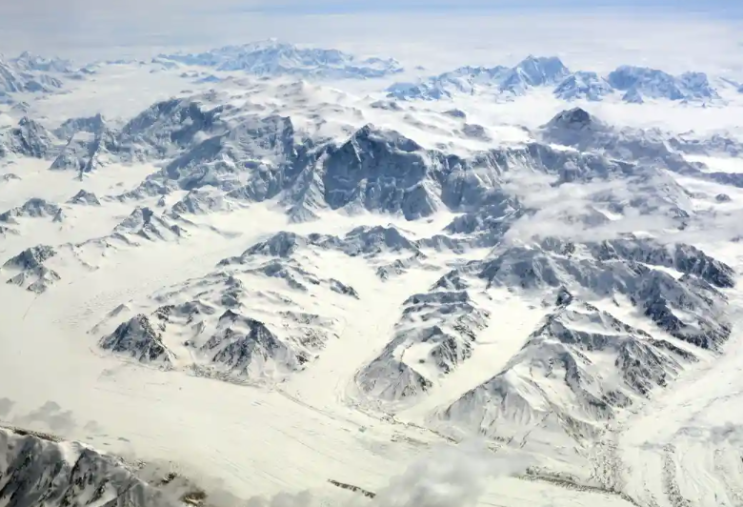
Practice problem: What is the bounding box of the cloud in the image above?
[240,441,529,507]
[12,401,77,432]
[0,398,14,417]
[4,0,741,16]
[500,171,686,245]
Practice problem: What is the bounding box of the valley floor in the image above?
[2,164,743,507]
[0,250,634,507]
[0,163,636,507]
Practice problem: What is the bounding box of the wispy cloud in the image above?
[240,440,528,507]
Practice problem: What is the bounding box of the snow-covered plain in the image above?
[2,43,743,507]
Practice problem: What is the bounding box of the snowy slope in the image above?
[0,51,87,108]
[2,53,743,507]
[438,237,731,442]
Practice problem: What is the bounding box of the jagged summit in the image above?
[100,314,174,364]
[537,107,613,151]
[67,189,101,206]
[442,297,696,441]
[608,66,720,102]
[545,107,595,128]
[1,244,60,293]
[0,117,58,159]
[387,55,569,100]
[499,55,570,94]
[555,286,574,306]
[54,113,107,139]
[0,55,64,97]
[10,51,75,73]
[553,71,612,101]
[2,244,56,270]
[0,428,173,507]
[110,206,187,243]
[388,57,726,104]
[345,123,423,152]
[0,197,61,223]
[1,39,743,507]
[236,231,315,259]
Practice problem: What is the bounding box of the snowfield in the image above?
[2,41,743,507]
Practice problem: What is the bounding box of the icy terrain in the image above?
[2,42,743,507]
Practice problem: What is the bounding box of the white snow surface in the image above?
[2,50,743,507]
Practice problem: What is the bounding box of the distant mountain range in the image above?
[155,38,404,80]
[0,51,93,103]
[1,41,741,107]
[387,55,729,104]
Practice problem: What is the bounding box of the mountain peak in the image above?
[10,51,74,73]
[514,55,570,82]
[348,124,422,153]
[499,55,570,94]
[608,65,718,102]
[539,107,607,146]
[554,71,612,101]
[548,107,593,127]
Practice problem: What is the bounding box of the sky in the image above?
[1,0,742,75]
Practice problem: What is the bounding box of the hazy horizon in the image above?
[1,1,742,78]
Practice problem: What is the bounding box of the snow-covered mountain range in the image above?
[387,55,731,104]
[0,52,89,105]
[3,41,743,116]
[2,44,743,507]
[155,39,404,80]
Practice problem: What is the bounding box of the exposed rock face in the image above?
[0,198,62,223]
[1,173,21,183]
[0,427,177,507]
[67,190,102,206]
[0,118,59,160]
[423,234,731,440]
[113,207,186,242]
[2,245,60,293]
[95,235,354,382]
[201,311,304,378]
[100,314,174,364]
